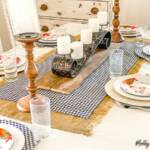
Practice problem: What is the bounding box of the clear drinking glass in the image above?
[30,95,51,143]
[136,27,144,47]
[109,49,124,78]
[2,50,18,82]
[142,26,150,39]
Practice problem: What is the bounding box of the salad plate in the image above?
[0,124,25,150]
[113,75,150,101]
[143,45,150,55]
[0,56,25,69]
[120,25,141,37]
[0,128,14,150]
[0,56,25,75]
[120,77,150,97]
[0,64,25,76]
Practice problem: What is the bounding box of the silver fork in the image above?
[115,101,150,112]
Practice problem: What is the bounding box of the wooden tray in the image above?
[37,49,110,94]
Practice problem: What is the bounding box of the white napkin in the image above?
[138,63,150,76]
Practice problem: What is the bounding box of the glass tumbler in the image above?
[30,95,51,142]
[109,49,124,78]
[2,50,17,82]
[136,27,144,47]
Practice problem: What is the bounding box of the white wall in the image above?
[0,37,3,52]
[0,0,14,51]
[120,0,150,26]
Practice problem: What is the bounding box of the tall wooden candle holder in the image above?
[111,0,124,43]
[15,33,41,112]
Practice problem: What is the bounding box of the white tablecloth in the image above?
[1,104,150,150]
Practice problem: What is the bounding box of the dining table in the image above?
[0,25,150,150]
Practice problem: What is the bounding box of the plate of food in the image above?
[0,128,14,150]
[114,75,150,101]
[143,45,150,55]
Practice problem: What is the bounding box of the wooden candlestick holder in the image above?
[15,32,41,112]
[111,0,124,43]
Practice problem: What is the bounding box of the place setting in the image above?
[105,47,150,111]
[120,25,141,37]
[132,26,150,63]
[135,44,150,62]
[36,32,57,47]
[0,50,25,82]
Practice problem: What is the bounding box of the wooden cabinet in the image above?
[37,0,113,32]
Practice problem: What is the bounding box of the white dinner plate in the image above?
[143,45,150,55]
[114,77,150,101]
[0,124,25,150]
[121,32,141,37]
[0,128,14,150]
[0,56,26,70]
[0,64,25,76]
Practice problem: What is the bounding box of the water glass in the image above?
[136,27,145,47]
[2,50,17,82]
[30,95,51,143]
[109,49,124,78]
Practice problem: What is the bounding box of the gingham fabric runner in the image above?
[0,119,34,150]
[0,42,139,119]
[135,47,150,62]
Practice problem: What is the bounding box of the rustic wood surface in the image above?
[38,0,111,20]
[37,48,110,94]
[38,0,113,31]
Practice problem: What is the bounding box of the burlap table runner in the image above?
[37,49,110,94]
[0,42,146,135]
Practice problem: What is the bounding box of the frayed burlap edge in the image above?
[0,58,145,136]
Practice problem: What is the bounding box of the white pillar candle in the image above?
[57,36,71,55]
[88,18,99,33]
[70,41,83,59]
[6,0,40,35]
[97,11,108,25]
[81,29,92,44]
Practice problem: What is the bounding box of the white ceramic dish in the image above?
[120,77,150,97]
[0,64,25,76]
[0,128,14,150]
[121,32,141,37]
[105,77,150,107]
[0,56,25,70]
[114,78,150,101]
[0,124,25,150]
[143,45,150,55]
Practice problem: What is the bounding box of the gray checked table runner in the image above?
[0,42,139,119]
